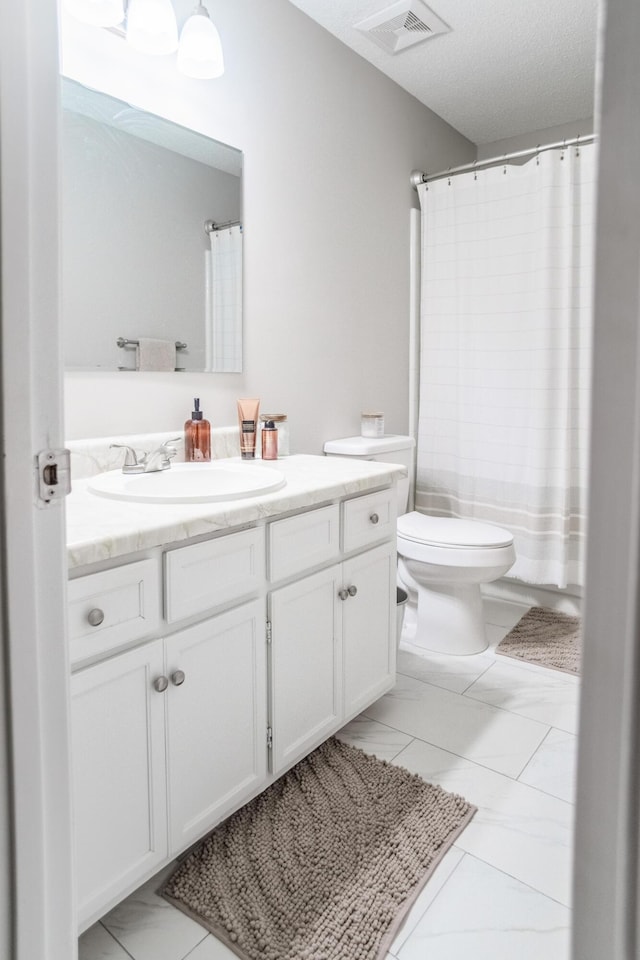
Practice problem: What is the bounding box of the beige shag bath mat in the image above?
[162,737,476,960]
[496,605,581,675]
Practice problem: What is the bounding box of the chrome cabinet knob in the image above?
[171,670,186,686]
[338,588,349,601]
[370,513,379,525]
[87,608,105,627]
[153,676,169,693]
[348,585,358,597]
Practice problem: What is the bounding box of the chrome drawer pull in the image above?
[370,513,379,524]
[348,585,358,597]
[171,670,186,686]
[153,676,169,693]
[338,588,349,601]
[87,608,105,627]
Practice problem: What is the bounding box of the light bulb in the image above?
[177,4,224,79]
[63,0,125,27]
[126,0,179,55]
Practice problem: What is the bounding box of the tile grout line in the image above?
[180,932,216,960]
[516,726,578,803]
[378,721,577,812]
[96,921,137,960]
[394,853,469,959]
[452,849,574,910]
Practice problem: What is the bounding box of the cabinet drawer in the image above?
[68,558,160,667]
[269,504,340,582]
[165,527,265,623]
[342,489,396,553]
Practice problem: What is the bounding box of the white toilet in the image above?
[323,435,516,656]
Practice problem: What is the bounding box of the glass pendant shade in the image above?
[126,0,179,55]
[63,0,125,27]
[177,5,225,79]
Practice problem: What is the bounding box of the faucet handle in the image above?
[110,443,144,473]
[160,437,182,459]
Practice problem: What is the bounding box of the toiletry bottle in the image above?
[261,420,278,460]
[184,398,211,462]
[237,398,260,459]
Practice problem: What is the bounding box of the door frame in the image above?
[572,0,640,956]
[0,3,75,958]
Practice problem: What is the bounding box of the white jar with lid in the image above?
[260,414,289,456]
[361,412,384,438]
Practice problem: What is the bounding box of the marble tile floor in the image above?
[79,596,578,960]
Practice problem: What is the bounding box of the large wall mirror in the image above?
[61,78,243,373]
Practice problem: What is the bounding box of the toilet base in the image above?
[401,578,488,656]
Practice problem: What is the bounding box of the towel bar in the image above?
[116,337,187,351]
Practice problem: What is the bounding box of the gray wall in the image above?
[477,117,594,161]
[61,0,474,451]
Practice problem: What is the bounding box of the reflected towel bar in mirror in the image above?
[117,337,187,372]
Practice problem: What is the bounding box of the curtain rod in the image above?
[410,134,596,188]
[204,218,242,234]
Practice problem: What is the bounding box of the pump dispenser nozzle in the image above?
[191,398,203,421]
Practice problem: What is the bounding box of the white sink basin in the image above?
[88,461,286,504]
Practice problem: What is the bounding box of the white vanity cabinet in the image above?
[164,600,267,853]
[68,482,398,930]
[71,639,168,926]
[267,491,396,776]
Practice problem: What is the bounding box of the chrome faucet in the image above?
[111,438,181,474]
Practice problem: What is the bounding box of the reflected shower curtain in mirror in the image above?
[416,143,596,587]
[205,223,243,372]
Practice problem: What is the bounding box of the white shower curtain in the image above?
[205,223,243,373]
[416,143,596,587]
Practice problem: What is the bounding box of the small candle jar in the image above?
[361,412,384,438]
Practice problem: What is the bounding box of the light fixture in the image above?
[62,0,125,27]
[177,3,224,79]
[63,0,225,80]
[126,0,179,55]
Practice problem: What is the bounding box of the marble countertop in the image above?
[66,454,406,570]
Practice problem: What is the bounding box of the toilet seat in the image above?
[397,512,513,549]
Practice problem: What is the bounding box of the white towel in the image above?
[136,338,176,372]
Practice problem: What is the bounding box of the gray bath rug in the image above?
[162,736,476,960]
[496,605,581,675]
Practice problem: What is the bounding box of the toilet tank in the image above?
[323,435,415,514]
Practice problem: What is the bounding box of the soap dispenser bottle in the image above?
[184,398,211,462]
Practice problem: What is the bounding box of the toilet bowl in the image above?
[397,512,515,655]
[323,436,516,656]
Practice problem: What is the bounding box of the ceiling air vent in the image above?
[355,0,450,55]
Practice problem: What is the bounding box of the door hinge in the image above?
[266,726,273,749]
[36,448,71,504]
[266,620,272,644]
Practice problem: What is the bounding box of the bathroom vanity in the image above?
[65,450,405,930]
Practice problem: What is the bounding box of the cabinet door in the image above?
[270,566,342,775]
[71,640,168,929]
[342,542,396,718]
[165,600,267,854]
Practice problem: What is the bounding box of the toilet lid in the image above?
[397,512,513,548]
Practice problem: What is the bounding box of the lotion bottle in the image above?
[184,398,211,461]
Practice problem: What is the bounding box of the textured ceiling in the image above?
[286,0,599,145]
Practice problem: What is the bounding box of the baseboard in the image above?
[482,577,582,616]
